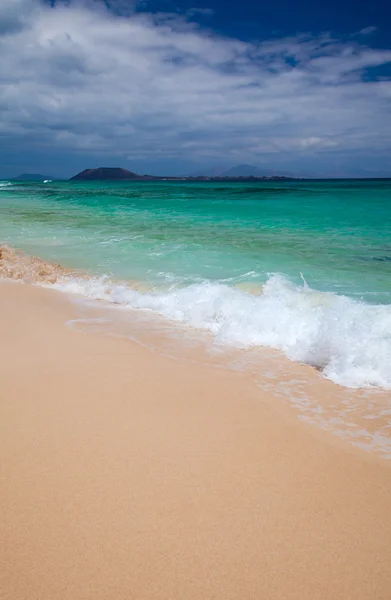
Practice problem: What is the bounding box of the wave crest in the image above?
[2,245,391,389]
[53,272,391,390]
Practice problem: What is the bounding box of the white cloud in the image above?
[186,7,214,18]
[0,0,390,172]
[360,26,377,35]
[299,137,337,149]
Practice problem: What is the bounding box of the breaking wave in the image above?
[2,245,391,389]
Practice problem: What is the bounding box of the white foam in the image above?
[0,182,12,189]
[51,273,391,389]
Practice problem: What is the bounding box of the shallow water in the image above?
[1,178,391,389]
[1,179,391,296]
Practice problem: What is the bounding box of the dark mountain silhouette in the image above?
[15,173,53,181]
[190,164,296,178]
[70,168,152,181]
[221,164,265,177]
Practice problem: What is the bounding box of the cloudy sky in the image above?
[1,0,391,177]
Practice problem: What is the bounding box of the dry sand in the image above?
[1,281,391,600]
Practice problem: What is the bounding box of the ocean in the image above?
[1,178,391,391]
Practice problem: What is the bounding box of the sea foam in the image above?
[51,272,391,390]
[2,244,389,389]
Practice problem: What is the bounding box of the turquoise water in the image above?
[1,178,391,388]
[1,179,391,299]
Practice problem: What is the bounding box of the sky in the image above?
[1,0,391,178]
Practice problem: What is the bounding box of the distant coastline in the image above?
[69,167,297,182]
[5,168,391,182]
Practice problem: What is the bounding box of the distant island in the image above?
[70,168,150,181]
[15,173,54,181]
[70,167,295,182]
[190,163,296,178]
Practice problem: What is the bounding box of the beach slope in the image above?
[1,281,391,600]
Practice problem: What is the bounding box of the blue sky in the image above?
[1,0,391,178]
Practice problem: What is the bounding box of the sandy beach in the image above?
[1,280,391,600]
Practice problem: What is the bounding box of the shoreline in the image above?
[1,244,391,457]
[1,280,391,599]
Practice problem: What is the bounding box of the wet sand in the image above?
[1,281,391,600]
